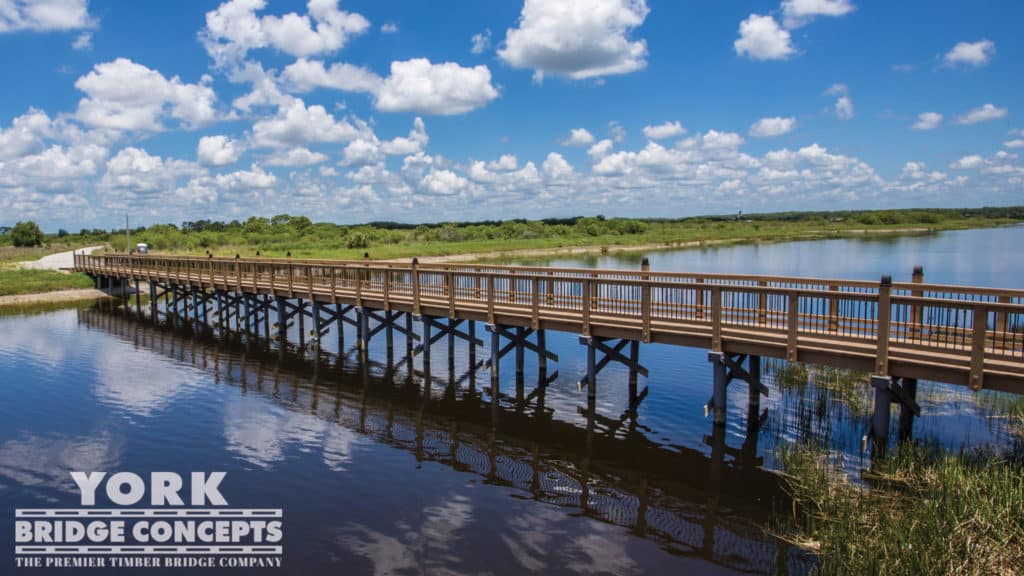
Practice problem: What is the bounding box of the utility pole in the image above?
[126,214,130,253]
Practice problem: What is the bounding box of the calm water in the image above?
[1,226,1021,575]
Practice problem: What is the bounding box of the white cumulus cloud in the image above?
[280,58,382,93]
[781,0,855,29]
[201,0,370,66]
[944,39,995,67]
[498,0,649,80]
[734,14,795,61]
[561,128,595,147]
[642,121,685,140]
[948,155,985,170]
[470,28,491,54]
[197,135,244,166]
[74,58,217,131]
[265,147,325,166]
[0,0,95,33]
[375,58,498,115]
[911,112,942,131]
[956,104,1007,125]
[749,117,796,138]
[250,97,363,147]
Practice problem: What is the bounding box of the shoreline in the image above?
[0,287,117,307]
[0,224,984,306]
[399,226,937,263]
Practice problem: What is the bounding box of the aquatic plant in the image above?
[774,442,1024,575]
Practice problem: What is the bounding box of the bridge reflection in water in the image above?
[79,304,815,575]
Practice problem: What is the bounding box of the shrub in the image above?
[11,221,44,247]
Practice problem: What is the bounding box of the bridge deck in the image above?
[74,253,1024,393]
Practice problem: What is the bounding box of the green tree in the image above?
[57,228,69,237]
[11,221,44,247]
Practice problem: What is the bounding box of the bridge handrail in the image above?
[74,252,1024,299]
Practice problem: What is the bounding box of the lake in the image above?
[1,226,1021,575]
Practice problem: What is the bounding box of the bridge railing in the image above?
[74,253,1024,388]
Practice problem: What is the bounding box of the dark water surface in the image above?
[1,226,1021,575]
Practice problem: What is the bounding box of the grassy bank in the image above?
[0,243,100,265]
[0,269,95,296]
[775,443,1024,575]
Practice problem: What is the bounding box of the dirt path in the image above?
[17,245,106,270]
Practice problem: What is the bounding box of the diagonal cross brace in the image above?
[487,325,559,362]
[414,317,483,355]
[889,378,921,416]
[722,353,769,397]
[366,310,420,341]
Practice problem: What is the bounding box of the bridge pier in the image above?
[706,352,768,427]
[870,375,921,456]
[580,336,648,401]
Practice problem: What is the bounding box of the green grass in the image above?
[0,269,96,296]
[121,214,1021,261]
[774,443,1024,575]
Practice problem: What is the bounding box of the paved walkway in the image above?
[19,245,105,271]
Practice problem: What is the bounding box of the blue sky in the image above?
[0,0,1021,230]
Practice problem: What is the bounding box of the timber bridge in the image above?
[74,252,1024,453]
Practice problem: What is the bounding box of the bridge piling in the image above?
[870,375,893,456]
[707,352,766,427]
[898,378,918,442]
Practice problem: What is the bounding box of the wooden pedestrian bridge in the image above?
[75,252,1024,451]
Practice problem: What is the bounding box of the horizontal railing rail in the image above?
[73,252,1024,391]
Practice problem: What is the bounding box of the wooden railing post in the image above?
[546,270,555,306]
[383,268,391,310]
[581,279,592,336]
[234,255,242,292]
[447,271,456,319]
[757,280,767,326]
[971,305,987,390]
[711,285,722,352]
[640,258,651,343]
[412,258,421,315]
[875,275,892,375]
[531,276,540,329]
[828,284,839,333]
[996,295,1010,339]
[486,274,495,324]
[910,265,924,341]
[787,291,800,362]
[287,261,294,297]
[329,267,338,304]
[695,277,705,320]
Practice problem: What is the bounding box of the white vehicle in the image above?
[135,242,148,254]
